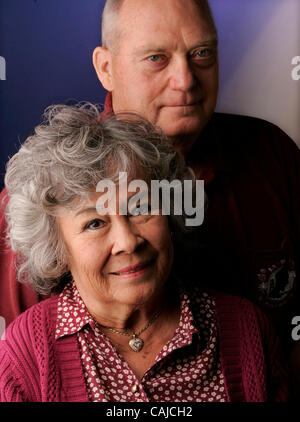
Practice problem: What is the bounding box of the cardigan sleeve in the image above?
[0,305,46,402]
[0,343,27,402]
[253,304,291,402]
[214,291,290,402]
[0,187,41,327]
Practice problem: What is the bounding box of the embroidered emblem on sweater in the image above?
[257,259,296,307]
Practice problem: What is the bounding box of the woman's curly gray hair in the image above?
[4,103,188,295]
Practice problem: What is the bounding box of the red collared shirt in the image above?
[55,282,227,402]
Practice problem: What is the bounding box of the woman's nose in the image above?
[111,219,144,255]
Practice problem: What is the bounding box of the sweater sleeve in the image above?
[214,291,290,402]
[0,342,27,402]
[0,305,45,402]
[238,295,290,402]
[0,187,41,327]
[253,304,290,402]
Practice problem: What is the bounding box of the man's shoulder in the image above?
[212,112,283,132]
[199,112,299,174]
[210,112,298,152]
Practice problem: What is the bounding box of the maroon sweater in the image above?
[0,94,299,350]
[0,291,289,402]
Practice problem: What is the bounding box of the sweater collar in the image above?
[55,281,94,340]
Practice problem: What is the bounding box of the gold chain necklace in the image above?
[98,311,161,352]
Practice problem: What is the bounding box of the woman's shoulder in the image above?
[191,287,258,312]
[207,289,276,342]
[208,289,260,312]
[204,289,289,401]
[2,295,58,347]
[186,286,265,334]
[0,295,59,402]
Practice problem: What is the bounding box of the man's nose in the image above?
[111,219,144,255]
[169,58,196,91]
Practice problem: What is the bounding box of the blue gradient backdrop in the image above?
[0,1,299,189]
[0,0,106,188]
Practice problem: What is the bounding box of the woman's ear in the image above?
[93,46,114,91]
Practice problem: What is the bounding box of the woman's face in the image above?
[57,190,174,313]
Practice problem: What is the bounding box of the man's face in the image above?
[106,0,218,154]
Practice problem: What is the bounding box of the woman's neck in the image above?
[78,280,179,333]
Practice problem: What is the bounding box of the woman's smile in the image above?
[109,258,155,279]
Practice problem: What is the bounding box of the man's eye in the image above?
[148,55,163,63]
[195,48,212,58]
[84,219,105,231]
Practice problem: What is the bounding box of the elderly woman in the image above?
[0,104,288,402]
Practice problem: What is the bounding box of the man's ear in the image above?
[93,46,114,91]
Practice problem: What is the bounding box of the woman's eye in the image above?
[129,203,151,217]
[84,219,105,231]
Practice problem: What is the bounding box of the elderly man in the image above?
[0,0,299,351]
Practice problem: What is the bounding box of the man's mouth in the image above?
[166,99,203,108]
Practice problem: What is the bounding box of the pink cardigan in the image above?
[0,292,289,402]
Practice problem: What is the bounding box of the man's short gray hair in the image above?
[4,103,187,295]
[101,0,217,49]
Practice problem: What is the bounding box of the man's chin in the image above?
[159,118,206,153]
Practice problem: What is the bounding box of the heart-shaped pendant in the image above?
[129,337,144,352]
